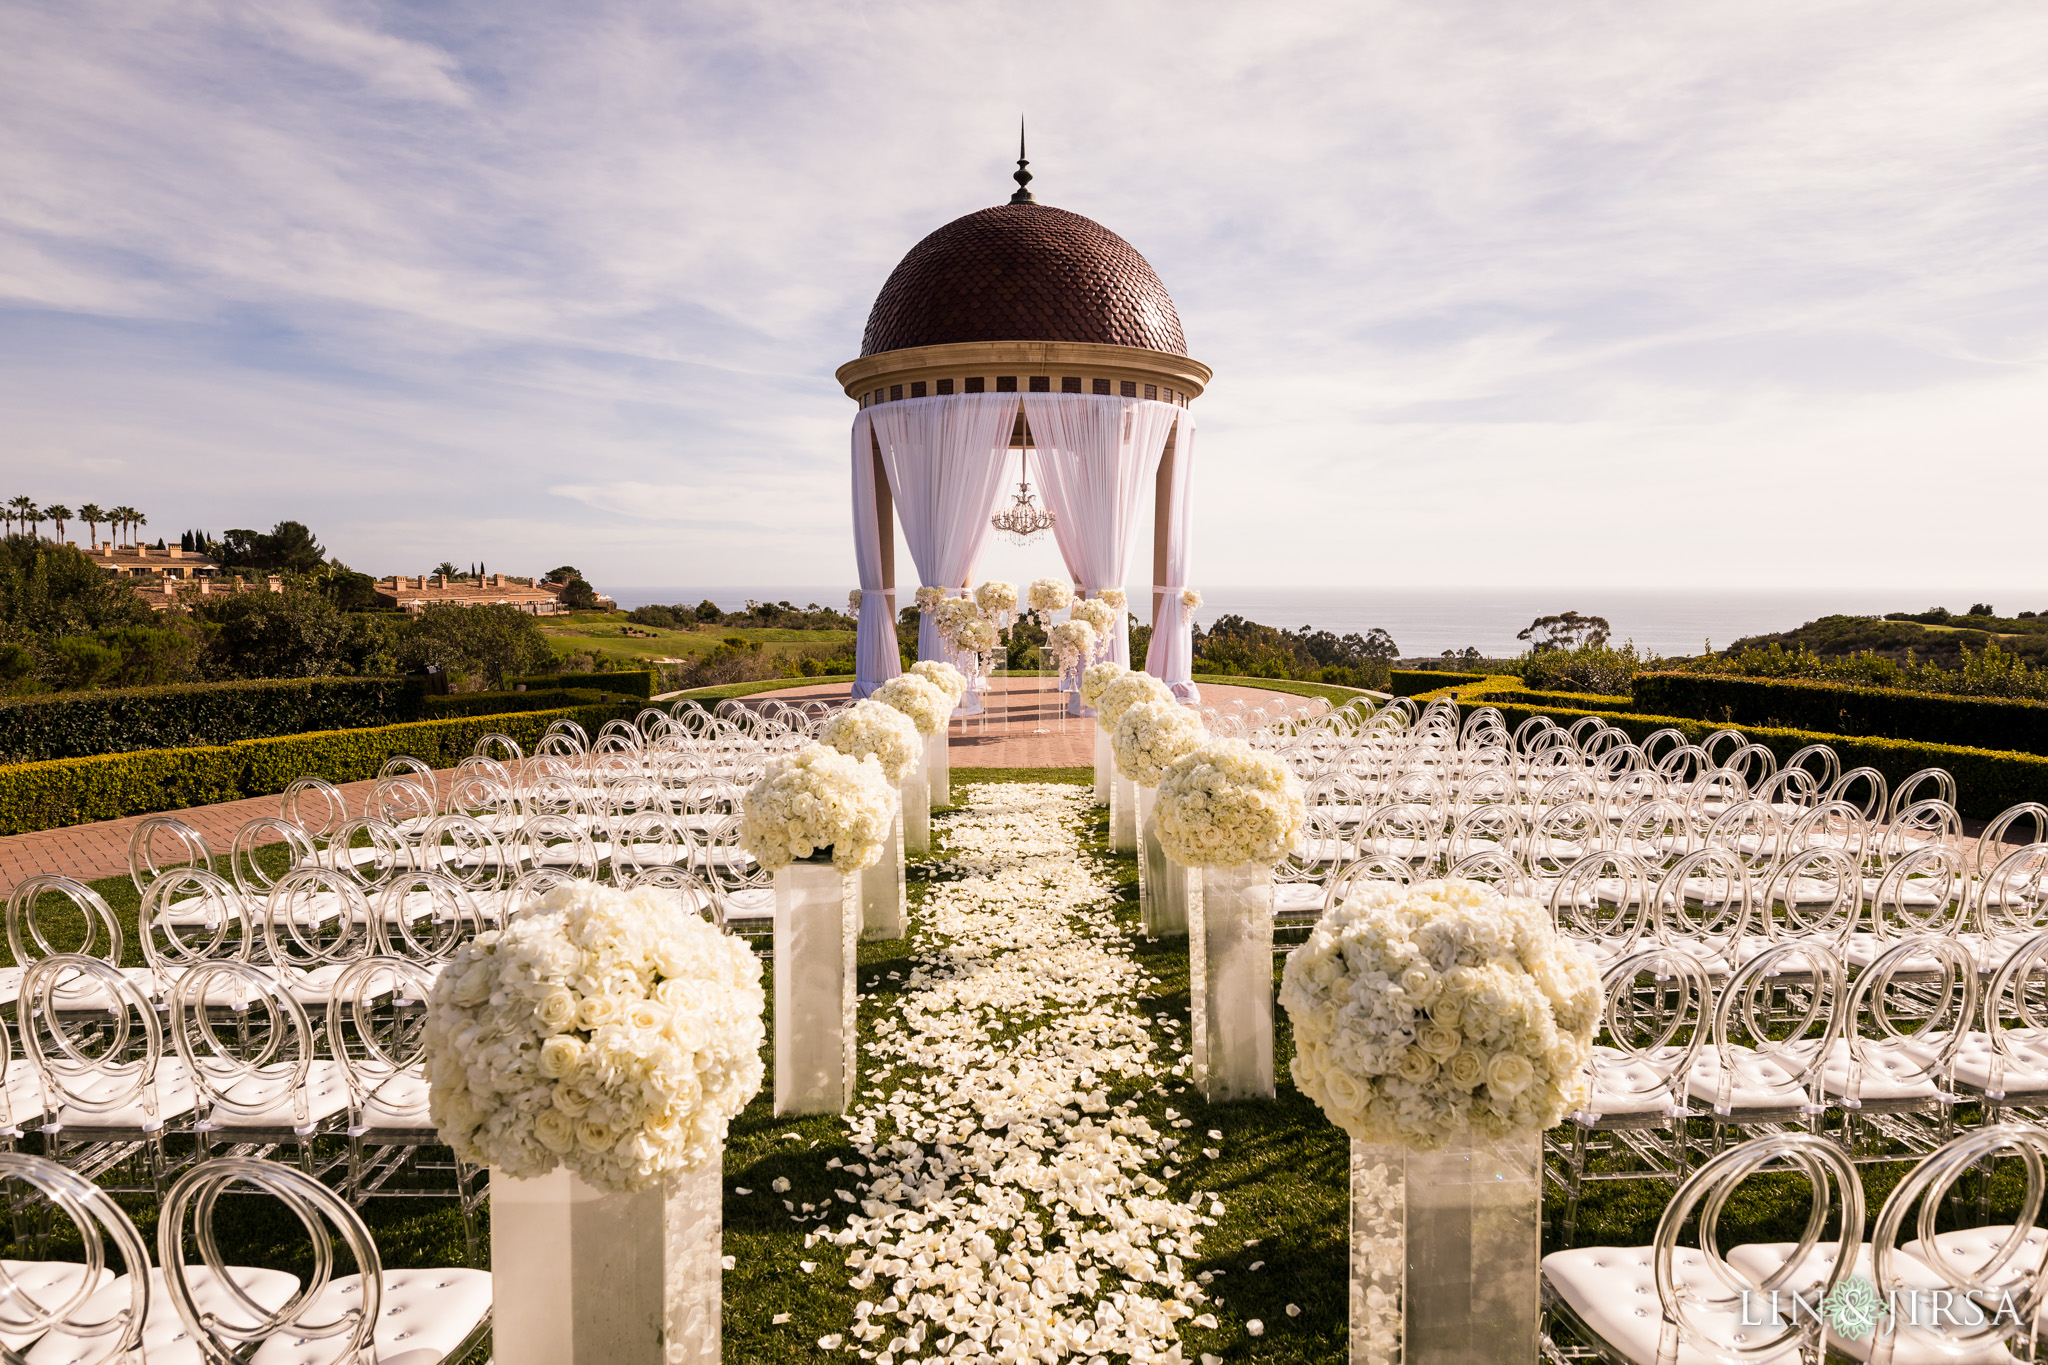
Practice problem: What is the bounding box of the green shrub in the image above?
[1517,642,1646,696]
[0,700,640,835]
[422,688,608,718]
[1388,669,1485,697]
[0,677,429,763]
[1631,673,2048,756]
[506,668,656,699]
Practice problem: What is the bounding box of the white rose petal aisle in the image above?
[1279,879,1599,1364]
[425,881,765,1365]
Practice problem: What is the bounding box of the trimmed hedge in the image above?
[424,688,609,718]
[0,701,640,835]
[0,678,428,764]
[1631,673,2048,757]
[1465,688,1641,714]
[1388,669,1486,698]
[508,668,656,699]
[1451,684,2048,819]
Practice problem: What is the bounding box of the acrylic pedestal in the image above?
[1349,1134,1542,1364]
[773,859,857,1115]
[925,730,950,809]
[1093,723,1112,807]
[1188,863,1274,1101]
[902,764,930,857]
[1137,788,1187,937]
[861,804,906,941]
[1110,771,1138,853]
[490,1157,722,1365]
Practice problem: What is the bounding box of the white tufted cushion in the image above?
[1272,883,1323,913]
[1816,1038,1942,1104]
[1944,1035,2048,1098]
[247,1268,491,1365]
[27,1266,299,1365]
[1724,1240,2016,1364]
[357,1072,432,1133]
[45,1057,198,1132]
[0,1261,114,1353]
[1582,1048,1685,1118]
[1543,1245,1805,1365]
[1901,1225,2048,1294]
[203,1060,353,1130]
[720,889,775,924]
[1684,1048,1813,1113]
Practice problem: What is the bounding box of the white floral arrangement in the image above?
[1110,698,1208,787]
[875,675,950,735]
[1279,879,1599,1151]
[1179,587,1202,623]
[955,617,999,654]
[933,597,979,650]
[1080,661,1127,710]
[1027,577,1073,613]
[1047,619,1097,669]
[914,585,945,615]
[1070,598,1120,634]
[974,580,1018,621]
[819,699,922,783]
[1093,669,1175,726]
[1094,587,1127,613]
[737,743,895,871]
[1152,737,1306,869]
[425,881,765,1192]
[847,588,863,614]
[909,660,967,705]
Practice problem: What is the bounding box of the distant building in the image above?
[85,542,219,579]
[136,574,283,611]
[374,573,569,615]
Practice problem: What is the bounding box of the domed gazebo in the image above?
[837,148,1212,701]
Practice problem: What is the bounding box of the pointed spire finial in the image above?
[1010,116,1035,204]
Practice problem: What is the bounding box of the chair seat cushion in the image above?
[1543,1245,1804,1365]
[0,1260,115,1353]
[47,1058,198,1132]
[249,1269,492,1365]
[1582,1049,1685,1118]
[1723,1240,2014,1364]
[1684,1049,1813,1112]
[27,1266,300,1365]
[1816,1038,1943,1103]
[203,1060,352,1131]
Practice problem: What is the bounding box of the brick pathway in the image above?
[0,676,1318,894]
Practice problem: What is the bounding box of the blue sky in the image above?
[3,0,2044,594]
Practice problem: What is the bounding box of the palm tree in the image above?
[108,506,137,547]
[5,496,31,536]
[25,504,44,540]
[78,503,105,548]
[44,504,70,543]
[131,510,148,548]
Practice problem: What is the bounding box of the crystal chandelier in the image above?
[990,449,1056,546]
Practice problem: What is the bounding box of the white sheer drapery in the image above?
[868,395,1021,665]
[1020,395,1181,671]
[849,409,900,698]
[1144,410,1199,700]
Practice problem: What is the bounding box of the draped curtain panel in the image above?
[868,394,1021,665]
[1020,395,1181,671]
[1145,411,1199,699]
[849,409,901,698]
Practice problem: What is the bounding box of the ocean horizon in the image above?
[605,584,2048,660]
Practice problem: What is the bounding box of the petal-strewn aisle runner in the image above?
[811,781,1217,1363]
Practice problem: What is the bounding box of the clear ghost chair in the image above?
[21,955,199,1196]
[610,809,695,886]
[366,776,437,839]
[1722,743,1778,792]
[170,961,349,1171]
[473,730,525,769]
[1547,853,1651,970]
[1510,715,1559,758]
[1354,802,1444,877]
[519,772,587,825]
[1785,743,1841,793]
[450,751,512,788]
[1540,1132,1861,1365]
[126,815,214,898]
[228,817,320,904]
[1752,765,1821,816]
[1827,766,1889,826]
[1765,846,1865,953]
[1318,854,1412,915]
[1784,799,1869,867]
[1652,743,1711,791]
[418,813,513,896]
[1818,934,1976,1162]
[1553,947,1711,1246]
[1876,798,1962,874]
[1975,803,2048,882]
[323,816,414,889]
[6,874,147,1009]
[1608,796,1687,865]
[442,771,521,838]
[1681,767,1749,834]
[1527,801,1604,883]
[160,1156,492,1365]
[261,868,374,1008]
[1886,767,1956,825]
[1649,847,1755,976]
[515,813,600,882]
[1682,941,1843,1152]
[700,812,774,931]
[626,865,722,927]
[1972,842,2048,972]
[1701,798,1784,881]
[1697,730,1746,768]
[377,754,438,804]
[1637,728,1687,770]
[1849,845,1964,968]
[1950,930,2048,1127]
[0,1010,49,1144]
[281,776,352,844]
[1725,1125,2048,1365]
[502,867,582,922]
[0,1151,151,1365]
[139,867,252,1002]
[1533,769,1601,815]
[375,872,484,969]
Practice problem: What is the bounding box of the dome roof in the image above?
[860,203,1187,358]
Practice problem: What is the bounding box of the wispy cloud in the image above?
[0,0,2043,591]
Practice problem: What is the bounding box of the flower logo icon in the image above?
[1822,1276,1883,1341]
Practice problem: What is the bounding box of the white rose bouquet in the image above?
[1028,577,1073,614]
[1179,587,1202,623]
[876,674,950,734]
[956,617,999,654]
[819,699,921,782]
[847,588,863,615]
[737,743,895,871]
[1094,670,1175,727]
[909,659,967,705]
[1110,698,1208,787]
[1070,598,1120,635]
[1152,738,1306,869]
[1279,879,1599,1151]
[425,881,765,1192]
[914,585,945,614]
[1080,662,1127,710]
[933,597,979,650]
[974,580,1018,621]
[1093,587,1127,613]
[1047,619,1098,669]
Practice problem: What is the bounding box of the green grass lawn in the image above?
[540,616,853,666]
[10,787,2029,1361]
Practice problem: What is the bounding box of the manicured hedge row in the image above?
[507,668,657,699]
[1466,688,1641,714]
[1452,686,2048,819]
[1387,669,1487,698]
[0,678,429,764]
[1630,672,2048,757]
[0,701,640,835]
[423,688,609,718]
